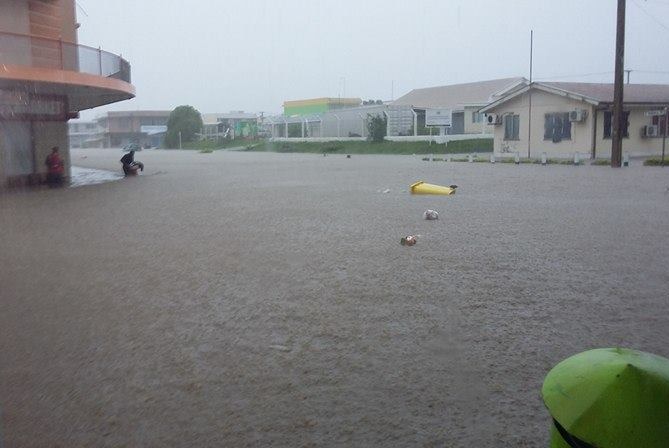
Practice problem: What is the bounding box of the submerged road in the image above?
[2,148,668,447]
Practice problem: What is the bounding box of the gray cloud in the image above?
[76,0,669,119]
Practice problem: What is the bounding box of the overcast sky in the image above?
[76,0,669,119]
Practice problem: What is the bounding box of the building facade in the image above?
[201,111,258,140]
[393,78,525,136]
[67,120,97,148]
[480,82,669,158]
[89,111,169,148]
[283,97,362,116]
[0,0,134,187]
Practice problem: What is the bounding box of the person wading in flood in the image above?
[120,150,144,176]
[45,146,64,187]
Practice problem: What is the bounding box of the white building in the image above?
[480,82,669,158]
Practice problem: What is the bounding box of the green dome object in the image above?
[542,348,669,448]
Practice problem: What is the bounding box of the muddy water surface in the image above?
[1,149,668,447]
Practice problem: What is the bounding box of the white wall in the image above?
[463,106,491,135]
[489,90,595,158]
[594,108,668,158]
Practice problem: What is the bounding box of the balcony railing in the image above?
[0,31,131,83]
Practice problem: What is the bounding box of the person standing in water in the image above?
[45,146,64,187]
[120,150,144,175]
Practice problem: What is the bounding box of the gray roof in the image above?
[393,77,526,109]
[541,82,669,104]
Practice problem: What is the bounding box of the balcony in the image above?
[0,31,135,112]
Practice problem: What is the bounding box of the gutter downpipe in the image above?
[591,106,598,159]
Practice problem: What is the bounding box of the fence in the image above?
[0,31,130,83]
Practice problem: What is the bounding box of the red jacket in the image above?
[45,153,64,175]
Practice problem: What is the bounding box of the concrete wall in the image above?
[490,90,596,157]
[33,120,70,178]
[0,119,69,187]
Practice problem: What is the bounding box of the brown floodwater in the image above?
[1,148,668,447]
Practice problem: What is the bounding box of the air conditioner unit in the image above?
[486,113,502,125]
[569,109,587,122]
[643,125,659,138]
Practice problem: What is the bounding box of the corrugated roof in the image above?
[541,82,669,104]
[393,77,526,109]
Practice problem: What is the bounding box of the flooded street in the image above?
[2,148,668,447]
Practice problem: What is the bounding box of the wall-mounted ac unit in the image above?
[569,109,587,122]
[643,125,659,138]
[486,113,502,125]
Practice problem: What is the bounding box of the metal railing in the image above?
[0,31,131,83]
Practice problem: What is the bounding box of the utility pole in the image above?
[611,0,626,168]
[624,69,632,84]
[527,30,533,159]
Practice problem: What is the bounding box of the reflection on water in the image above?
[70,166,123,188]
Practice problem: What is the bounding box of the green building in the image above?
[283,97,362,116]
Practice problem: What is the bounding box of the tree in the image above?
[165,105,203,148]
[367,113,387,142]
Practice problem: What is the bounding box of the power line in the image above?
[632,0,669,32]
[634,69,669,74]
[534,69,669,81]
[534,71,614,80]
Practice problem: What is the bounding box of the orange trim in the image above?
[0,64,135,97]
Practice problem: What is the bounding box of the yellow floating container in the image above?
[410,181,457,195]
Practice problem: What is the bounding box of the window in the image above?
[603,111,629,138]
[544,113,571,142]
[651,114,668,136]
[504,114,519,140]
[472,111,483,123]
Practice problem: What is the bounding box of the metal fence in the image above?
[0,31,130,83]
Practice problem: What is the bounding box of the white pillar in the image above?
[358,113,365,138]
[411,109,418,136]
[334,114,341,138]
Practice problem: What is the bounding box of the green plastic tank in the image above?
[542,348,669,447]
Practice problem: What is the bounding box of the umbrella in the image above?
[542,347,669,447]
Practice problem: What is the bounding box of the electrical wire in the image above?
[534,71,614,81]
[632,0,669,32]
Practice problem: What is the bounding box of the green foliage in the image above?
[447,138,493,153]
[165,105,203,148]
[644,156,668,166]
[243,139,493,155]
[287,123,303,138]
[367,114,387,142]
[181,138,250,150]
